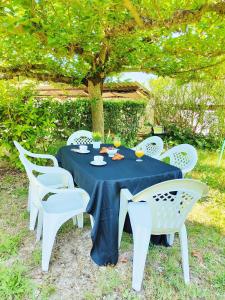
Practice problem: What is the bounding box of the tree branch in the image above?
[0,64,46,73]
[121,57,225,76]
[109,1,225,37]
[171,58,225,75]
[0,69,79,84]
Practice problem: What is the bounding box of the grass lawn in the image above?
[0,149,224,299]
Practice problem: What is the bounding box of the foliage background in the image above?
[0,81,146,166]
[150,77,225,149]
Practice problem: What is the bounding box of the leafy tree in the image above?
[150,77,225,148]
[0,0,225,134]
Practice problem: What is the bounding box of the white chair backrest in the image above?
[160,144,198,175]
[136,136,164,158]
[19,154,42,206]
[67,130,93,145]
[132,179,208,234]
[19,155,59,207]
[14,141,30,156]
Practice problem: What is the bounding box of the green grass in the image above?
[0,230,26,260]
[0,262,32,300]
[31,247,42,266]
[0,149,224,299]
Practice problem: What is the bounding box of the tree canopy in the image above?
[0,0,225,133]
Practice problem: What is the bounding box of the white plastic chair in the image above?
[14,141,59,212]
[20,154,91,271]
[159,144,198,176]
[133,136,164,159]
[67,130,93,146]
[118,179,208,291]
[18,152,75,231]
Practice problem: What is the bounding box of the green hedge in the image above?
[0,83,146,166]
[39,98,146,143]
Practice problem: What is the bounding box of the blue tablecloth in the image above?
[56,145,182,266]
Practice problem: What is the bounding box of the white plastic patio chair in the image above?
[20,154,91,271]
[19,153,76,231]
[14,141,59,212]
[67,130,93,145]
[159,144,198,176]
[118,179,208,291]
[133,136,164,159]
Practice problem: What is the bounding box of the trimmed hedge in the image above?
[39,98,146,143]
[0,91,146,165]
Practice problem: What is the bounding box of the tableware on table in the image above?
[71,148,90,154]
[90,160,107,166]
[90,155,106,166]
[108,148,118,157]
[94,155,104,164]
[79,145,88,152]
[113,137,121,149]
[135,148,144,162]
[92,132,102,149]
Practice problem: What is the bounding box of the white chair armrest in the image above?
[120,188,133,201]
[43,187,76,194]
[35,166,74,188]
[26,151,58,166]
[74,188,90,205]
[41,187,90,205]
[33,165,67,175]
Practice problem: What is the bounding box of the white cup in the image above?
[79,145,88,152]
[94,155,104,164]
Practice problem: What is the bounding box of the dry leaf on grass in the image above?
[191,250,204,263]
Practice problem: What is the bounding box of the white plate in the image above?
[90,160,107,166]
[71,149,90,154]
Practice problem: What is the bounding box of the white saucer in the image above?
[90,160,107,166]
[71,149,90,154]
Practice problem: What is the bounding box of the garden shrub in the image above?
[0,81,146,166]
[104,99,146,144]
[38,98,146,144]
[150,78,225,149]
[0,82,56,167]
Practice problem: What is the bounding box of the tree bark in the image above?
[87,79,104,136]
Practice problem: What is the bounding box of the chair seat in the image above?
[42,192,86,214]
[38,173,65,187]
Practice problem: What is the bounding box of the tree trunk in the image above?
[88,79,104,136]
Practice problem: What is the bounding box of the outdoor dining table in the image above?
[56,145,182,266]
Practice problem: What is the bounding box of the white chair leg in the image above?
[36,210,43,241]
[76,213,83,228]
[27,183,32,212]
[90,215,94,228]
[29,202,39,230]
[42,215,58,272]
[132,226,151,291]
[179,224,190,284]
[72,216,77,226]
[167,233,175,246]
[118,197,128,248]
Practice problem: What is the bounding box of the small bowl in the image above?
[108,149,118,157]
